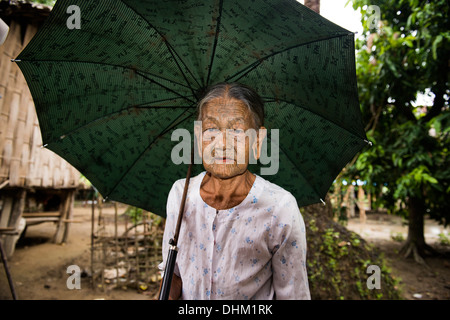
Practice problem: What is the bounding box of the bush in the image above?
[301,207,401,300]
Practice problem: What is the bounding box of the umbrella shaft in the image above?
[159,245,178,300]
[159,146,193,300]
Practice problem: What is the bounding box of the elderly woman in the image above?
[160,82,310,300]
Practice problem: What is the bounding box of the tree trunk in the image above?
[399,196,437,265]
[304,0,320,14]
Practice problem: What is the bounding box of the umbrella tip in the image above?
[364,139,373,146]
[320,198,326,206]
[11,59,21,62]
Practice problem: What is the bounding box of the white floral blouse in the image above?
[159,171,310,300]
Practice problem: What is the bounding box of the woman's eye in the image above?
[203,128,220,139]
[230,129,244,135]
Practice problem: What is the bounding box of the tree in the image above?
[346,0,449,263]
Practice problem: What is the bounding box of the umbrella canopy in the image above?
[15,0,368,217]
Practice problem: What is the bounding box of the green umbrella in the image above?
[15,0,369,218]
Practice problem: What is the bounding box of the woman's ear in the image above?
[252,126,267,160]
[194,121,203,159]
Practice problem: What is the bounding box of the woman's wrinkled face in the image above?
[195,97,257,179]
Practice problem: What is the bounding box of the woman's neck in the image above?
[200,170,255,210]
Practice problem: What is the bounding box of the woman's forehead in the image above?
[201,97,251,120]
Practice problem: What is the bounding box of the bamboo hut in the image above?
[0,1,82,258]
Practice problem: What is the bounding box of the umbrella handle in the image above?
[158,241,178,300]
[158,146,194,300]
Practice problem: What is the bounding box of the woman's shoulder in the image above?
[169,171,206,195]
[254,175,303,225]
[254,174,297,203]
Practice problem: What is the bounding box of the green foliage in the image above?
[345,0,450,228]
[438,232,450,246]
[31,0,56,6]
[124,206,144,225]
[350,118,450,221]
[124,206,163,226]
[390,232,405,242]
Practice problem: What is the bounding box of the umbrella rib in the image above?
[37,85,193,109]
[44,102,192,145]
[104,108,196,199]
[18,58,193,91]
[225,33,351,83]
[120,1,202,95]
[135,71,196,104]
[263,98,366,141]
[166,45,202,100]
[205,0,224,87]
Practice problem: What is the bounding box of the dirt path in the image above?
[0,204,151,300]
[347,214,450,300]
[1,206,449,300]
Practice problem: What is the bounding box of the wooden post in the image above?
[97,193,103,226]
[0,237,18,300]
[53,191,69,244]
[0,195,13,228]
[90,191,95,290]
[2,189,26,258]
[61,190,75,243]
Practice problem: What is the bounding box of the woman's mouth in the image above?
[215,156,234,163]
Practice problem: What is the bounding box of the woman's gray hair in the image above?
[196,82,264,129]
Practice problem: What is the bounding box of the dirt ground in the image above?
[1,204,449,300]
[0,203,152,300]
[346,213,450,300]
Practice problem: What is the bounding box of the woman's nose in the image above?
[215,130,236,149]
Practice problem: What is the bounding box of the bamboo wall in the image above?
[0,17,80,189]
